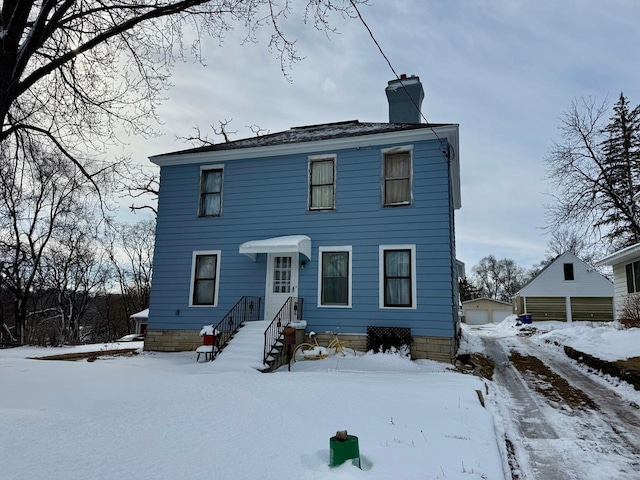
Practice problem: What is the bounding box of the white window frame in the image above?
[317,246,352,308]
[189,250,221,307]
[308,154,337,211]
[381,145,413,207]
[379,244,417,309]
[198,165,224,217]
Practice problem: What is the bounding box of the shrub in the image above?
[620,294,640,328]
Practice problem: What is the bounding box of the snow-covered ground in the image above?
[2,318,639,480]
[462,316,640,479]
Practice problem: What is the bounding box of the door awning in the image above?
[239,235,312,261]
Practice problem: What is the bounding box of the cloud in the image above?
[116,0,640,270]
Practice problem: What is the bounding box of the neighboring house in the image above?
[512,252,613,322]
[145,75,462,362]
[130,309,148,334]
[595,242,640,321]
[462,298,513,325]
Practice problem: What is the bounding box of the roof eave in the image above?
[596,243,640,266]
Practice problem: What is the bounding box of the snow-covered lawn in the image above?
[3,318,639,480]
[1,340,502,480]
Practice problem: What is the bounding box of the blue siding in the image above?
[149,138,458,338]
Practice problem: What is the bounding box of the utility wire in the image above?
[348,1,451,159]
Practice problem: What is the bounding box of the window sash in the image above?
[628,261,640,294]
[200,169,222,216]
[384,152,411,205]
[193,254,217,305]
[321,251,349,305]
[384,249,412,307]
[310,159,335,209]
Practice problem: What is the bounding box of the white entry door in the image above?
[265,253,299,321]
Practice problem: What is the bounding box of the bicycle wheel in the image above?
[328,338,348,356]
[293,343,316,362]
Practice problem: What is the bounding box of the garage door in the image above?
[466,310,489,325]
[492,309,513,323]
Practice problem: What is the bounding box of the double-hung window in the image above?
[380,245,416,308]
[190,251,221,306]
[309,156,336,210]
[626,261,640,293]
[318,246,352,307]
[199,167,223,217]
[383,148,412,206]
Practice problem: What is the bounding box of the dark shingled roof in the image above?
[152,120,454,158]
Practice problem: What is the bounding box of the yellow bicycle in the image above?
[292,331,349,361]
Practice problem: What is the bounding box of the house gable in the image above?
[516,252,613,298]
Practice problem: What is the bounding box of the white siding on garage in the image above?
[518,252,613,298]
[492,309,513,324]
[466,310,489,325]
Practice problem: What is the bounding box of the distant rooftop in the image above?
[151,120,454,158]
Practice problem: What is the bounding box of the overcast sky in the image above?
[116,0,640,273]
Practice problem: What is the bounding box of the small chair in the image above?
[196,334,218,362]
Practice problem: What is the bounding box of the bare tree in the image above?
[471,255,527,302]
[0,146,104,343]
[546,94,640,250]
[0,1,367,180]
[38,218,111,344]
[107,219,155,323]
[117,162,160,215]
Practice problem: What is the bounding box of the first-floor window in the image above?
[626,261,640,293]
[190,251,221,306]
[380,245,416,308]
[319,246,352,307]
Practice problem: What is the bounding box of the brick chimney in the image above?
[385,74,424,124]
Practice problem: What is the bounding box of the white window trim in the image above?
[379,244,417,309]
[189,250,221,307]
[381,145,413,207]
[308,154,337,211]
[317,245,352,308]
[198,165,224,217]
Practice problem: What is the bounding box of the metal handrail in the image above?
[263,297,304,365]
[212,296,262,355]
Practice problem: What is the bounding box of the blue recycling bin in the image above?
[519,314,532,324]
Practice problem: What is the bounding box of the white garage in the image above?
[462,298,513,325]
[465,309,489,325]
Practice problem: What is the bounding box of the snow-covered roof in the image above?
[150,121,453,159]
[130,308,149,319]
[239,235,311,261]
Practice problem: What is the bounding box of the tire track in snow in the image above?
[482,336,588,480]
[521,338,640,460]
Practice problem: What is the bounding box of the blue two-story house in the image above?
[145,75,462,363]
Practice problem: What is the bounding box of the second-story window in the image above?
[199,168,223,217]
[309,157,335,210]
[383,150,412,206]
